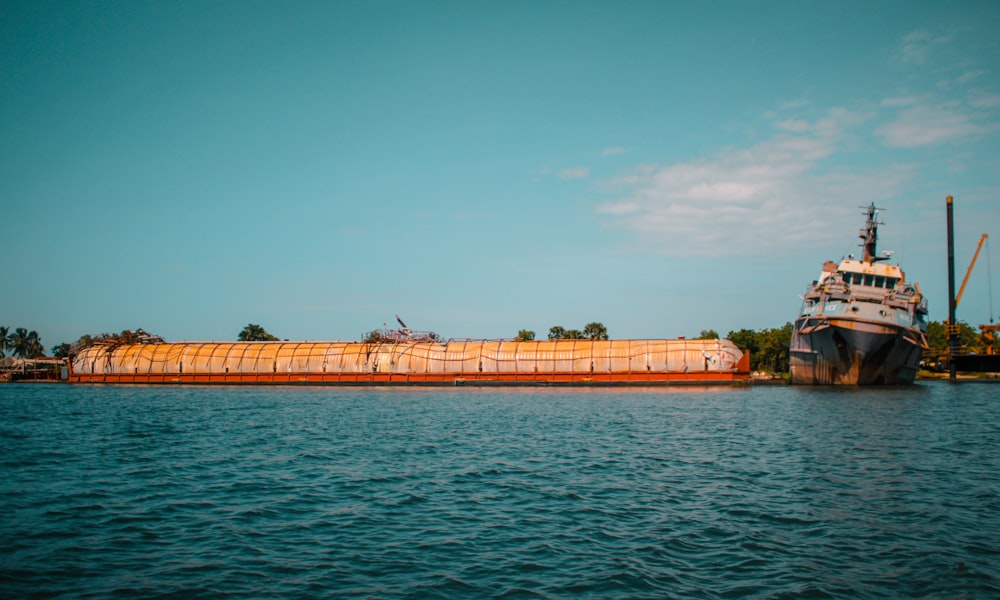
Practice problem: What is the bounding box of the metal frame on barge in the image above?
[67,338,751,386]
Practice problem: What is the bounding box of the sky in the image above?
[3,1,1000,348]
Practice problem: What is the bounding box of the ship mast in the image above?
[859,203,889,263]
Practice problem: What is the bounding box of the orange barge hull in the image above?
[69,339,751,386]
[67,370,748,385]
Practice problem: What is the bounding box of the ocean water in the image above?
[1,382,998,599]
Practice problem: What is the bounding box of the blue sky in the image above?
[3,1,1000,348]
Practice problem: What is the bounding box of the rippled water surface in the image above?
[2,382,998,598]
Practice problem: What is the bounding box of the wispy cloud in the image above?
[592,28,999,259]
[880,96,917,109]
[602,146,627,156]
[877,102,982,147]
[956,70,986,85]
[897,30,953,65]
[775,119,811,133]
[969,90,1000,109]
[878,28,1000,147]
[596,109,907,257]
[558,166,590,180]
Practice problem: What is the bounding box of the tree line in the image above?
[0,322,284,361]
[516,322,610,341]
[513,323,795,374]
[6,319,994,373]
[725,324,794,374]
[923,320,998,362]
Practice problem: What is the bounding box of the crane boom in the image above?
[956,233,989,308]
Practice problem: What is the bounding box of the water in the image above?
[1,382,998,599]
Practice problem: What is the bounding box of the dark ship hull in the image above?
[789,317,924,385]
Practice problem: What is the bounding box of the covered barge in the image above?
[68,338,750,385]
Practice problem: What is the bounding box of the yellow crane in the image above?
[951,233,997,355]
[955,233,989,308]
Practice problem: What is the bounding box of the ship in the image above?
[789,203,928,385]
[67,324,751,386]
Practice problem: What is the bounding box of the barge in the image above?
[68,337,750,385]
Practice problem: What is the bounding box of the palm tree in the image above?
[8,328,44,358]
[238,323,279,341]
[26,331,44,358]
[0,325,8,358]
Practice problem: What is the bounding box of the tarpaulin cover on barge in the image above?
[68,339,751,385]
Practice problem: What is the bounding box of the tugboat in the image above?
[789,204,928,385]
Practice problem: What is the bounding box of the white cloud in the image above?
[776,97,811,111]
[591,27,1000,260]
[597,109,908,257]
[876,103,980,147]
[776,119,810,133]
[597,200,639,215]
[969,90,1000,109]
[898,30,953,65]
[877,26,1000,148]
[957,70,986,85]
[880,96,917,109]
[558,166,590,180]
[602,146,627,156]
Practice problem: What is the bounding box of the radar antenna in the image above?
[859,203,890,263]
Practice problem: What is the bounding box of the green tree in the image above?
[756,323,793,373]
[8,328,44,359]
[726,324,791,373]
[65,329,161,353]
[118,329,140,344]
[72,334,97,351]
[515,329,535,341]
[550,323,603,340]
[726,328,760,365]
[925,320,946,357]
[363,330,385,343]
[697,329,719,340]
[957,321,980,352]
[924,320,984,360]
[0,325,8,358]
[51,343,72,358]
[238,323,279,341]
[583,322,609,340]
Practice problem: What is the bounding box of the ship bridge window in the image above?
[875,276,885,288]
[886,277,899,288]
[863,274,875,286]
[850,273,863,285]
